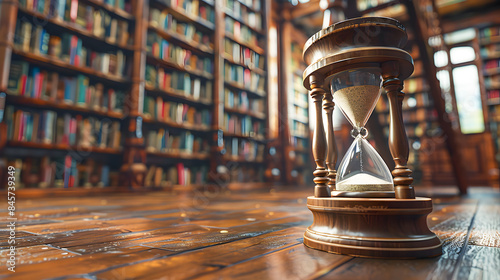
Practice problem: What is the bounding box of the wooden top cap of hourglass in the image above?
[302,17,414,90]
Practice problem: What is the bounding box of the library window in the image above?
[444,28,476,45]
[450,46,476,64]
[434,50,448,67]
[452,65,485,134]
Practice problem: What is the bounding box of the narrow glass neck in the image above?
[351,127,368,139]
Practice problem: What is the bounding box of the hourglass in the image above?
[301,17,442,258]
[331,68,394,194]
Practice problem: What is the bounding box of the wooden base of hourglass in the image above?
[303,196,442,259]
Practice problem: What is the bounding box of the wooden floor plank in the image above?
[0,245,79,265]
[0,246,170,279]
[454,245,500,280]
[467,198,500,248]
[94,227,306,279]
[1,188,499,279]
[195,244,353,280]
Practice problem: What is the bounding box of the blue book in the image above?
[76,75,88,105]
[37,0,45,13]
[57,0,66,20]
[30,67,40,98]
[101,165,110,187]
[63,155,71,188]
[63,78,73,103]
[39,29,50,55]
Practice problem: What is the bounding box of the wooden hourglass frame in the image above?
[302,17,442,258]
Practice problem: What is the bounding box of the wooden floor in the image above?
[1,186,499,280]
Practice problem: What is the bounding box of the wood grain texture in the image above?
[0,187,498,279]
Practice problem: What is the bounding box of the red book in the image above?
[85,87,91,104]
[244,48,251,64]
[36,71,45,98]
[244,69,251,85]
[200,6,206,19]
[234,22,241,39]
[18,112,25,141]
[177,162,185,185]
[70,35,79,66]
[70,118,77,145]
[20,75,27,96]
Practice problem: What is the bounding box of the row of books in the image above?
[481,45,500,58]
[225,17,262,43]
[224,62,264,93]
[8,62,125,113]
[292,90,308,108]
[379,108,438,125]
[19,0,131,18]
[403,78,429,94]
[20,0,131,46]
[4,107,121,149]
[224,89,264,113]
[223,113,264,137]
[226,23,260,48]
[147,33,213,74]
[288,151,308,166]
[487,89,500,105]
[376,92,432,112]
[143,96,211,127]
[223,39,263,70]
[2,157,118,188]
[489,104,500,122]
[160,0,215,23]
[405,123,427,138]
[224,137,264,162]
[149,8,211,47]
[145,65,213,101]
[146,130,210,155]
[485,76,500,89]
[291,105,308,121]
[224,0,261,13]
[224,2,262,31]
[144,163,208,187]
[291,136,308,150]
[14,21,129,78]
[485,59,500,71]
[291,121,308,137]
[480,26,500,39]
[228,165,264,182]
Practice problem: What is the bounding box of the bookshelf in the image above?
[279,18,312,186]
[0,0,273,190]
[218,0,269,185]
[481,24,500,165]
[0,0,137,188]
[144,0,215,187]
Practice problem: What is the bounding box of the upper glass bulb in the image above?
[330,68,382,129]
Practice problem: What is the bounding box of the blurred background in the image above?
[0,0,499,195]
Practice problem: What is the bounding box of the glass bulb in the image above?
[330,67,393,192]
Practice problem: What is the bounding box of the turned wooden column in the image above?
[310,76,330,197]
[323,92,337,191]
[382,61,415,199]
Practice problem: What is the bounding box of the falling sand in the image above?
[333,85,381,128]
[336,173,394,191]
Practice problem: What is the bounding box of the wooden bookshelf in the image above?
[0,0,137,189]
[0,0,275,190]
[277,15,312,186]
[480,24,500,172]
